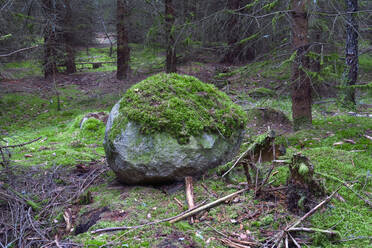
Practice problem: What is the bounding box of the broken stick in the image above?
[185,176,195,223]
[169,188,249,224]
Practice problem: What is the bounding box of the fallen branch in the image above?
[255,164,275,196]
[288,187,340,229]
[288,227,340,237]
[269,188,340,247]
[222,131,275,177]
[169,188,249,224]
[185,176,195,223]
[0,136,42,149]
[316,172,372,208]
[91,200,208,234]
[217,238,252,248]
[0,45,39,57]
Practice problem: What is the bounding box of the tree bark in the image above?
[117,0,130,80]
[165,0,176,73]
[342,0,358,105]
[291,0,312,131]
[63,0,76,74]
[42,0,58,79]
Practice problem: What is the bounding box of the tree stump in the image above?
[287,153,325,213]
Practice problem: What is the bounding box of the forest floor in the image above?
[0,45,371,248]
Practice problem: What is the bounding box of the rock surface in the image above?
[104,100,244,184]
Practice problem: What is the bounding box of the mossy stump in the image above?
[287,153,325,213]
[104,73,247,184]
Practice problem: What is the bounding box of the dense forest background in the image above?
[0,0,371,247]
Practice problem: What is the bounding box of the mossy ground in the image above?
[1,44,164,79]
[109,73,247,144]
[0,45,371,247]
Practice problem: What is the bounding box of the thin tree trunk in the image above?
[221,0,240,64]
[165,0,176,73]
[63,0,76,74]
[117,0,130,80]
[42,0,57,79]
[342,0,358,104]
[291,0,312,131]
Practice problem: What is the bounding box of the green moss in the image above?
[81,118,103,131]
[109,73,247,143]
[293,116,312,131]
[248,87,276,98]
[298,163,309,176]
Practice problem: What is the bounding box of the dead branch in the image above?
[288,227,340,236]
[173,197,184,208]
[201,183,218,198]
[268,188,340,247]
[0,137,42,149]
[185,176,195,223]
[0,46,39,57]
[255,164,275,196]
[217,238,252,248]
[316,172,372,208]
[222,131,275,178]
[169,188,249,224]
[91,200,208,234]
[288,187,340,229]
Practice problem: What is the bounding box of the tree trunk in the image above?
[63,0,76,74]
[117,0,130,80]
[291,0,312,131]
[42,0,58,79]
[165,0,176,73]
[221,0,240,64]
[342,0,358,105]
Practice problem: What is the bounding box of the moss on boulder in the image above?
[110,73,247,144]
[104,73,247,184]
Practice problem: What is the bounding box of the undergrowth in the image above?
[0,51,371,247]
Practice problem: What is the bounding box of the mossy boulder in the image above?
[104,73,247,184]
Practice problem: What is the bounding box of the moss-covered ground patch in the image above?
[1,44,164,78]
[109,73,247,144]
[1,47,371,247]
[0,85,120,167]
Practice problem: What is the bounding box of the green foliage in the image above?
[298,163,309,176]
[248,87,276,98]
[305,52,344,84]
[110,73,247,144]
[263,0,279,11]
[238,33,259,45]
[244,0,260,9]
[359,54,372,72]
[0,34,12,41]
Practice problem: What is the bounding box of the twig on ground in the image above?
[255,164,275,196]
[173,197,184,208]
[185,176,195,223]
[316,172,372,208]
[269,187,340,247]
[201,183,218,198]
[0,136,42,149]
[91,200,208,234]
[169,188,249,224]
[288,187,340,229]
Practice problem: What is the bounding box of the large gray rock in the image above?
[104,100,244,184]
